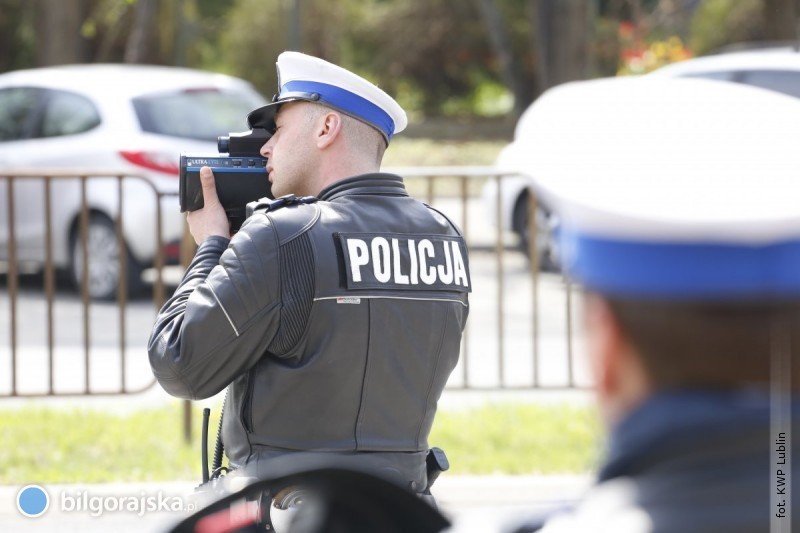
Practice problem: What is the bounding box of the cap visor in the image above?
[247,102,281,130]
[247,95,318,130]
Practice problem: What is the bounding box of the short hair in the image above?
[340,112,386,164]
[302,103,386,164]
[603,296,800,391]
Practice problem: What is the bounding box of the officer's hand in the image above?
[186,166,230,245]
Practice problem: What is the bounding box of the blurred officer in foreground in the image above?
[507,76,799,533]
[148,51,470,503]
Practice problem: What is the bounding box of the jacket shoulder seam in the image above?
[424,203,464,236]
[265,203,321,245]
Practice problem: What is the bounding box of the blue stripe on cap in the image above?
[562,230,800,299]
[281,80,395,140]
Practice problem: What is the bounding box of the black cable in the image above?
[201,408,210,484]
[210,466,229,479]
[211,389,227,473]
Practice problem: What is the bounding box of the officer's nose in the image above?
[260,139,272,159]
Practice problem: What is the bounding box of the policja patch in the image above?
[338,233,471,292]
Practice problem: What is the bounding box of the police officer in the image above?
[148,52,470,495]
[502,76,800,533]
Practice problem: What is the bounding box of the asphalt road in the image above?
[0,248,590,399]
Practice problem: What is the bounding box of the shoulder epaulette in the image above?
[246,194,318,218]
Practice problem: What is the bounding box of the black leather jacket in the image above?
[148,174,470,487]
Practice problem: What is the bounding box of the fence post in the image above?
[528,187,540,387]
[181,217,198,444]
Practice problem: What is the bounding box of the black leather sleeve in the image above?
[147,216,283,400]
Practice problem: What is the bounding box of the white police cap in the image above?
[248,51,407,144]
[511,76,800,300]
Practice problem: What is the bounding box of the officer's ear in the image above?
[584,293,651,427]
[315,111,343,149]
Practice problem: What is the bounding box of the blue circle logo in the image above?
[16,485,49,517]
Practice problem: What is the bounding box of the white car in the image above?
[647,45,800,95]
[484,45,800,270]
[0,64,266,299]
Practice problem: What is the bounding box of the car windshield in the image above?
[132,87,265,141]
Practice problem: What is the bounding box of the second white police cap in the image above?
[512,76,800,300]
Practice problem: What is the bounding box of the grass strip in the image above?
[0,402,601,484]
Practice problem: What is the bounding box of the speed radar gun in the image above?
[179,128,273,231]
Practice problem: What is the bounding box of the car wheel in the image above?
[69,213,144,301]
[513,193,559,272]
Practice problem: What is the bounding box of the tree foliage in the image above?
[689,0,764,55]
[215,0,531,117]
[0,0,797,119]
[0,0,36,71]
[345,0,513,116]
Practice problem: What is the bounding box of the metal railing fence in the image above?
[388,166,581,390]
[0,167,583,403]
[0,170,173,397]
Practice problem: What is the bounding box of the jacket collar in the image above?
[317,173,409,201]
[599,389,800,481]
